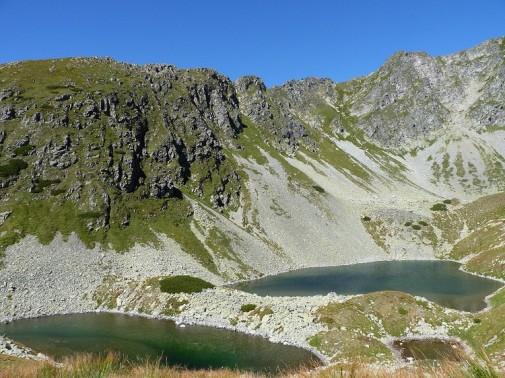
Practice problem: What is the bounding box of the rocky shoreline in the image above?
[0,335,48,361]
[1,233,504,370]
[0,233,341,365]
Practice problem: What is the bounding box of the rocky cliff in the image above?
[0,38,504,280]
[1,37,505,371]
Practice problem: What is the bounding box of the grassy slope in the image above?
[440,192,505,279]
[0,59,247,274]
[310,291,471,363]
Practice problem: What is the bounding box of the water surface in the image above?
[392,339,464,362]
[233,261,503,312]
[0,313,319,374]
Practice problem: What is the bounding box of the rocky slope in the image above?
[0,37,504,369]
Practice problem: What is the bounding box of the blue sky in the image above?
[0,1,504,87]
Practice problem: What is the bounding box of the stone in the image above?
[0,104,15,121]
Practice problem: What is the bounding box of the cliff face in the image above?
[0,38,504,279]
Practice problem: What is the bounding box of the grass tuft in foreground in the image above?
[0,352,501,378]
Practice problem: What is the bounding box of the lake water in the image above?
[392,338,465,362]
[233,260,503,312]
[0,313,319,374]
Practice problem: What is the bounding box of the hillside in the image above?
[0,37,504,371]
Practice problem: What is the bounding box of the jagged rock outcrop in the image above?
[0,37,503,263]
[0,58,247,240]
[236,76,317,153]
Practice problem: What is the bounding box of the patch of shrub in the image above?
[312,185,325,193]
[412,224,422,230]
[254,306,274,319]
[362,216,371,222]
[14,145,35,156]
[50,188,66,196]
[404,221,412,227]
[0,159,28,177]
[77,211,102,219]
[418,220,428,226]
[159,275,214,294]
[240,303,257,312]
[46,84,68,90]
[32,179,61,193]
[443,199,452,205]
[398,307,408,315]
[431,203,448,211]
[40,103,55,111]
[473,317,481,324]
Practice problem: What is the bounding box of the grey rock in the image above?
[0,211,12,226]
[54,93,72,102]
[0,104,15,121]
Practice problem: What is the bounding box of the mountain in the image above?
[0,37,504,369]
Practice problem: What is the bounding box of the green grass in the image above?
[50,188,66,196]
[488,288,505,308]
[0,159,28,177]
[431,203,448,211]
[13,145,35,156]
[311,291,471,363]
[31,179,61,193]
[234,115,318,191]
[159,275,214,294]
[301,137,373,191]
[240,303,257,312]
[250,305,274,319]
[0,195,219,274]
[206,227,253,278]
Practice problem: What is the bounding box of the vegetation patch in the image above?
[311,291,470,362]
[362,216,371,222]
[31,179,61,193]
[0,159,28,177]
[0,195,218,274]
[13,145,35,156]
[250,305,274,319]
[50,188,66,196]
[312,185,325,193]
[361,217,388,251]
[431,203,448,211]
[159,275,214,294]
[240,303,257,312]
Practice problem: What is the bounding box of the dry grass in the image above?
[309,358,501,378]
[0,352,501,378]
[0,352,260,378]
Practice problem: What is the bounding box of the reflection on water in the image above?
[392,338,465,362]
[233,260,503,312]
[0,313,320,373]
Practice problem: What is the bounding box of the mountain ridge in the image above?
[0,37,503,273]
[1,36,505,371]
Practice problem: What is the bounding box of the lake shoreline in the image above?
[1,235,503,371]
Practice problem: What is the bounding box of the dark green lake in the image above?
[0,313,319,374]
[233,260,503,312]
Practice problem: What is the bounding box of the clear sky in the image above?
[0,0,504,87]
